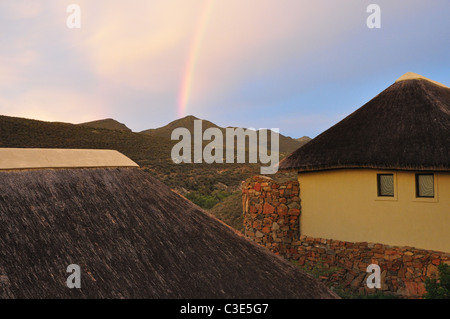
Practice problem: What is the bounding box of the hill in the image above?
[296,136,312,145]
[208,191,244,232]
[141,115,218,137]
[79,118,132,132]
[0,115,169,163]
[142,115,304,154]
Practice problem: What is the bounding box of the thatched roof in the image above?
[279,73,450,172]
[0,149,138,170]
[0,167,337,299]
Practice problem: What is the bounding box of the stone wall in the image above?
[289,236,449,298]
[242,176,450,298]
[242,176,300,254]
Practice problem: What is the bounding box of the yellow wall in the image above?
[298,169,450,253]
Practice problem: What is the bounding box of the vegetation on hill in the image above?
[296,136,312,145]
[142,115,306,154]
[141,115,217,137]
[0,115,171,163]
[185,190,231,210]
[208,191,244,232]
[78,118,132,132]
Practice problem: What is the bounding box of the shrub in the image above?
[424,263,450,299]
[186,190,232,210]
[186,193,218,210]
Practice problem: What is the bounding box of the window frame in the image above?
[374,174,398,202]
[415,173,435,198]
[377,173,395,198]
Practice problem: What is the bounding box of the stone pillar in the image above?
[242,176,300,257]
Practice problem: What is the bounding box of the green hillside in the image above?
[79,118,132,132]
[209,191,245,232]
[141,115,218,137]
[142,115,304,154]
[0,115,170,163]
[296,136,312,146]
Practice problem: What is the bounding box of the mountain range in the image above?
[80,115,311,153]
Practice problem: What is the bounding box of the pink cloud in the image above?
[0,88,107,123]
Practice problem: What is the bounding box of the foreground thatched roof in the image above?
[279,73,450,172]
[0,167,337,299]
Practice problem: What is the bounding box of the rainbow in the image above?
[178,0,215,118]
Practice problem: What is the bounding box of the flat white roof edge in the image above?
[0,148,139,170]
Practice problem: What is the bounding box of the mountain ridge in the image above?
[79,118,132,132]
[142,115,307,154]
[78,115,310,154]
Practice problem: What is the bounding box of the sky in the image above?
[0,0,449,138]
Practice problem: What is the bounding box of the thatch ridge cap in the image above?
[395,72,448,88]
[0,148,139,170]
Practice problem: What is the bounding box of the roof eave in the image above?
[285,164,450,174]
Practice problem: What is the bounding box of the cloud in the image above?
[0,51,39,86]
[4,1,44,20]
[0,88,106,123]
[66,1,372,105]
[70,1,205,93]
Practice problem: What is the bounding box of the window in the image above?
[416,174,434,198]
[377,174,394,197]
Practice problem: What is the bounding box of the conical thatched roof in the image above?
[0,166,337,299]
[279,73,450,172]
